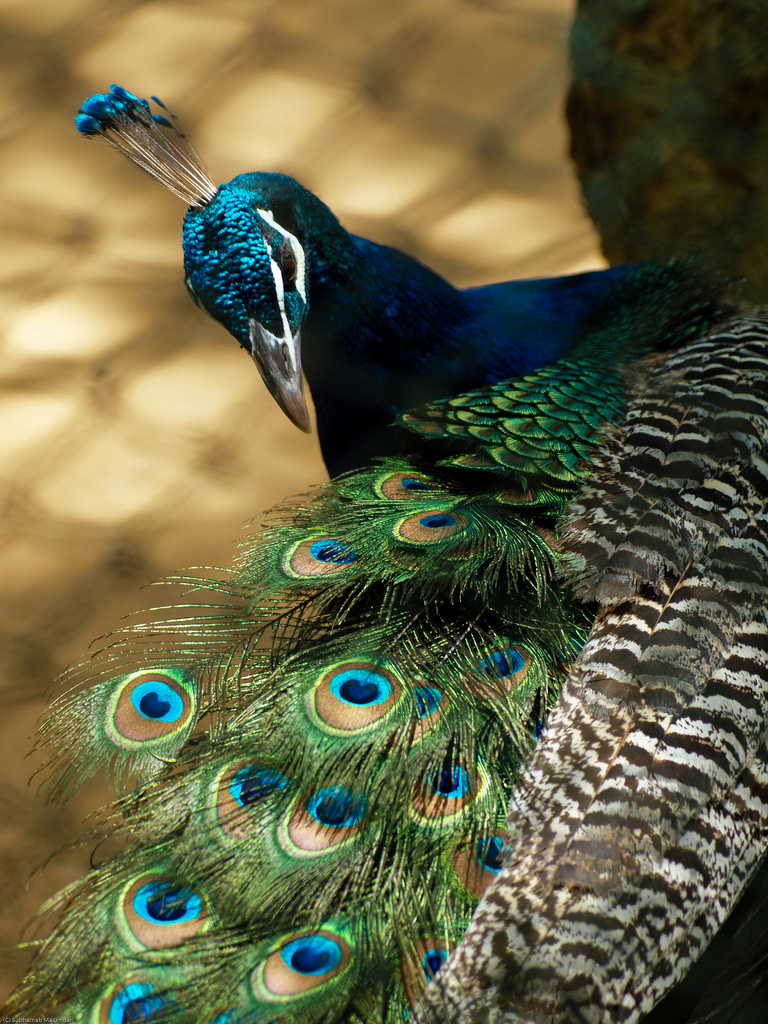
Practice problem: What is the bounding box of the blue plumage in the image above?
[183,173,729,474]
[76,85,731,476]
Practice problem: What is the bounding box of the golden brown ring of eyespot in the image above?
[412,762,486,821]
[411,682,446,741]
[122,873,207,949]
[400,938,456,1004]
[452,834,504,898]
[284,536,359,578]
[280,787,366,856]
[254,929,352,999]
[311,661,402,732]
[214,759,266,840]
[394,509,470,544]
[377,471,435,499]
[466,645,531,698]
[215,760,290,842]
[98,976,168,1024]
[110,671,193,743]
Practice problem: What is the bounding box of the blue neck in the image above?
[179,172,728,478]
[301,235,633,476]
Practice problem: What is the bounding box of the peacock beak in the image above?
[248,318,311,433]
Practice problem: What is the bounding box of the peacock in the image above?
[6,83,768,1024]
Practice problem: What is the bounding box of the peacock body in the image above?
[6,84,768,1024]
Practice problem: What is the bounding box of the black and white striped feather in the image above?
[415,316,768,1023]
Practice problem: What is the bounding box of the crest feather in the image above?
[75,84,217,209]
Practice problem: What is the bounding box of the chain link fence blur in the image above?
[0,0,602,996]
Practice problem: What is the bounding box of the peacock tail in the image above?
[6,82,768,1024]
[12,343,622,1023]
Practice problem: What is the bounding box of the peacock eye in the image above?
[281,251,297,286]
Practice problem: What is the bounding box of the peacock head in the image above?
[182,175,311,431]
[75,85,313,432]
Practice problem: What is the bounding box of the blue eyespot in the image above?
[414,686,442,718]
[329,668,392,706]
[109,983,164,1024]
[130,680,184,722]
[430,763,470,799]
[309,540,358,565]
[133,882,203,925]
[480,648,525,679]
[287,536,361,578]
[476,836,504,873]
[419,513,456,530]
[379,472,435,499]
[280,935,342,976]
[395,508,469,543]
[112,671,193,744]
[314,662,401,732]
[422,948,448,979]
[307,786,367,828]
[230,766,289,808]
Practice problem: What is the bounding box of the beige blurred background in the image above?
[0,0,604,997]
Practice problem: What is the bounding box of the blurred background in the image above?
[0,0,606,998]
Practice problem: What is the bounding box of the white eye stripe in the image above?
[269,257,286,312]
[258,227,290,339]
[268,256,295,357]
[257,207,307,303]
